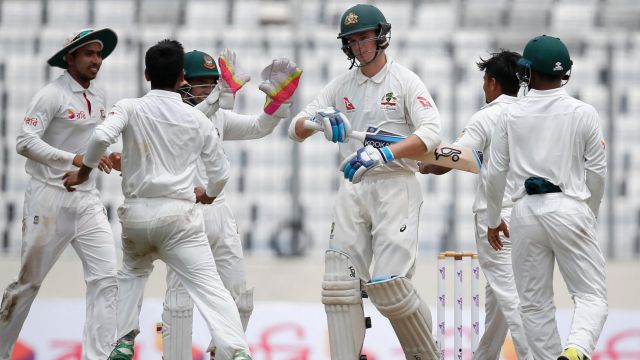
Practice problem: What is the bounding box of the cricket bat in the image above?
[304,121,483,174]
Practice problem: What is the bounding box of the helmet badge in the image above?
[344,12,359,26]
[553,62,563,71]
[203,55,216,69]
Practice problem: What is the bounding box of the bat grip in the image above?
[303,120,365,143]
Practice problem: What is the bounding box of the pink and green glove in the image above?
[258,58,302,116]
[218,48,250,109]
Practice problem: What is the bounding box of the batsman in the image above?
[289,4,441,359]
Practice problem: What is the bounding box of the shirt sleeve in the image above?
[405,75,441,152]
[83,103,129,168]
[582,106,607,216]
[218,109,281,141]
[486,111,510,228]
[15,87,76,170]
[198,115,230,198]
[288,78,338,142]
[454,112,488,151]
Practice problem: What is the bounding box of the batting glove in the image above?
[259,58,302,117]
[218,48,250,109]
[310,107,352,143]
[340,145,394,184]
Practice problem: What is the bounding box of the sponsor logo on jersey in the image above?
[600,137,606,150]
[330,222,335,239]
[400,224,406,232]
[343,97,355,111]
[23,117,38,127]
[203,55,217,70]
[553,62,564,71]
[33,216,39,225]
[344,12,359,26]
[380,92,398,110]
[417,96,432,108]
[100,109,106,122]
[67,108,87,120]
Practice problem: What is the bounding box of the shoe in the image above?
[558,347,586,360]
[108,331,137,360]
[233,350,252,360]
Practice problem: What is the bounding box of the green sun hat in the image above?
[184,50,220,80]
[47,28,118,69]
[517,35,572,76]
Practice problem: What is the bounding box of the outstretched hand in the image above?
[259,58,302,116]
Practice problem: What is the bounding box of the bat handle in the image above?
[303,120,323,131]
[303,120,365,143]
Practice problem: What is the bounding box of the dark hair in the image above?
[145,39,184,89]
[477,50,521,96]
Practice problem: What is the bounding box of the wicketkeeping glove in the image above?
[309,107,352,143]
[259,58,302,116]
[340,145,394,184]
[218,48,251,109]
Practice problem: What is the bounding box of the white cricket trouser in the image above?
[0,179,117,360]
[163,201,249,356]
[115,198,249,358]
[473,209,531,360]
[511,193,607,359]
[331,173,422,280]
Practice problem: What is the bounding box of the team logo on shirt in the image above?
[380,92,398,111]
[417,96,432,108]
[343,97,355,111]
[67,108,75,119]
[344,12,359,25]
[203,55,217,70]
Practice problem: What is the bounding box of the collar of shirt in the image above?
[480,94,518,109]
[63,70,97,95]
[526,87,567,97]
[146,89,183,101]
[355,56,393,85]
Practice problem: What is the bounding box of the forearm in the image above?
[586,169,606,217]
[388,134,429,159]
[83,128,115,168]
[288,116,315,142]
[16,134,75,171]
[486,169,508,227]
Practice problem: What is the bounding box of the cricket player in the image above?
[63,39,251,360]
[160,48,300,359]
[0,28,119,360]
[420,50,531,359]
[486,35,608,360]
[288,4,441,359]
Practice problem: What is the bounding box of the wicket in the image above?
[437,251,480,360]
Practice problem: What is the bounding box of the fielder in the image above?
[486,35,608,360]
[0,28,119,360]
[63,39,251,360]
[289,4,441,359]
[160,48,300,359]
[420,50,531,359]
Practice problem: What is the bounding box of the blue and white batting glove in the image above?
[339,145,394,184]
[310,107,352,143]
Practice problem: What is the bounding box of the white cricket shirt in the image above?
[293,57,441,176]
[16,71,108,191]
[486,88,607,227]
[455,94,518,213]
[83,90,229,202]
